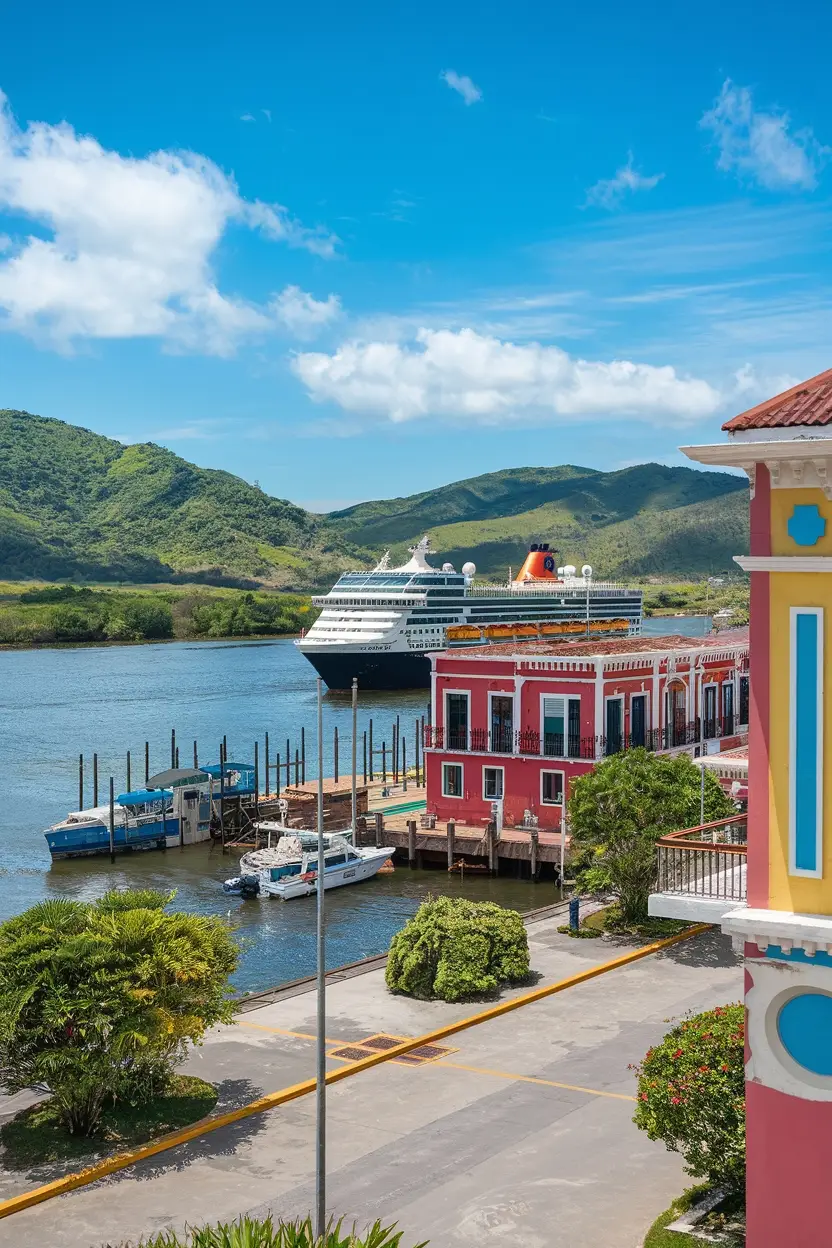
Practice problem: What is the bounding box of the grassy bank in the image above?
[0,582,318,646]
[641,579,748,622]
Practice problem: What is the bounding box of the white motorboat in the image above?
[222,833,395,900]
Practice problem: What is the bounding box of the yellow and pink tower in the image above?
[682,368,832,1246]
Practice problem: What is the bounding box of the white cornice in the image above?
[682,439,832,498]
[723,907,832,956]
[735,556,832,573]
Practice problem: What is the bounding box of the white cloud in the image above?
[292,327,721,428]
[440,70,482,106]
[585,153,664,209]
[700,80,828,190]
[270,285,341,338]
[0,89,338,352]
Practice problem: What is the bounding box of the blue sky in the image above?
[1,0,831,510]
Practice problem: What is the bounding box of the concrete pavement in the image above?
[0,918,742,1248]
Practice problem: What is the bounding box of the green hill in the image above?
[0,409,750,585]
[325,463,750,578]
[0,409,363,587]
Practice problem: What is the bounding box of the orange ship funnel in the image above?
[514,544,559,582]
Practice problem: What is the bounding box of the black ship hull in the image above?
[299,649,431,690]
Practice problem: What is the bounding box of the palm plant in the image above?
[105,1215,427,1247]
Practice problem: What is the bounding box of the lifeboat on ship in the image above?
[447,624,482,642]
[540,622,567,636]
[513,624,538,638]
[484,624,514,639]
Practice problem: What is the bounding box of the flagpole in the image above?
[315,676,326,1240]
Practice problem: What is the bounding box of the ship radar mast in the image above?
[394,535,437,574]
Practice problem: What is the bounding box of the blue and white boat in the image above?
[45,789,175,859]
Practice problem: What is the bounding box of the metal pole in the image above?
[108,776,115,864]
[315,677,326,1239]
[415,718,420,786]
[560,810,566,891]
[363,730,367,785]
[699,675,706,826]
[351,678,358,834]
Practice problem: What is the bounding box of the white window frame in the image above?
[488,691,515,753]
[701,680,719,738]
[539,693,581,753]
[603,694,624,737]
[442,761,465,799]
[482,765,505,801]
[443,688,470,749]
[540,769,565,806]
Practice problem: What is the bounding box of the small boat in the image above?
[222,833,396,900]
[540,622,566,636]
[446,624,482,642]
[513,624,539,638]
[45,789,175,858]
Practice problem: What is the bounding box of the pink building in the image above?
[424,630,749,830]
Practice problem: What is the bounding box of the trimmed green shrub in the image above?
[633,1004,745,1192]
[386,896,529,1002]
[105,1214,427,1247]
[0,890,238,1137]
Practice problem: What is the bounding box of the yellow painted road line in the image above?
[0,922,708,1221]
[434,1059,637,1102]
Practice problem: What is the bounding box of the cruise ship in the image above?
[296,537,643,690]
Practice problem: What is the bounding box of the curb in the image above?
[0,921,710,1222]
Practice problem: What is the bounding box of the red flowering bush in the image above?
[633,1003,745,1192]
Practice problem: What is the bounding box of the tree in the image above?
[633,1004,745,1192]
[568,749,735,923]
[386,897,529,1002]
[0,890,237,1136]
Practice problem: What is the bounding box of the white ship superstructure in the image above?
[296,537,643,689]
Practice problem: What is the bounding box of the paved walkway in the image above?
[0,919,742,1248]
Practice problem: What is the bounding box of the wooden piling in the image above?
[295,748,299,786]
[530,829,539,880]
[447,820,455,871]
[144,741,149,784]
[301,727,306,784]
[374,811,383,849]
[415,718,420,786]
[275,751,281,798]
[407,819,416,869]
[78,754,83,810]
[175,746,179,768]
[223,734,227,761]
[334,726,339,784]
[108,777,115,864]
[382,742,387,784]
[93,753,99,807]
[487,820,497,875]
[363,731,367,784]
[264,732,270,796]
[171,728,176,768]
[396,715,401,784]
[219,748,226,851]
[126,750,131,794]
[402,737,407,792]
[254,740,260,820]
[369,719,374,781]
[193,740,198,769]
[286,738,290,785]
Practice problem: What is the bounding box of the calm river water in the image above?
[0,615,710,992]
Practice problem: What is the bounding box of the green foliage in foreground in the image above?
[569,750,735,923]
[0,890,237,1137]
[386,896,529,1002]
[634,1005,746,1193]
[1,1075,217,1169]
[0,583,315,645]
[107,1215,427,1248]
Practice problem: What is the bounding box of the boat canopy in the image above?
[146,767,211,788]
[116,788,173,806]
[202,761,254,775]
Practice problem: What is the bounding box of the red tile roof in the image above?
[722,367,832,431]
[440,629,748,661]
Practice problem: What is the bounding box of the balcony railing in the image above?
[424,719,739,759]
[655,815,747,903]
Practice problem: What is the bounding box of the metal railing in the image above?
[424,719,740,759]
[655,815,747,902]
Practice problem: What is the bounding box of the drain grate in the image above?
[328,1034,457,1066]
